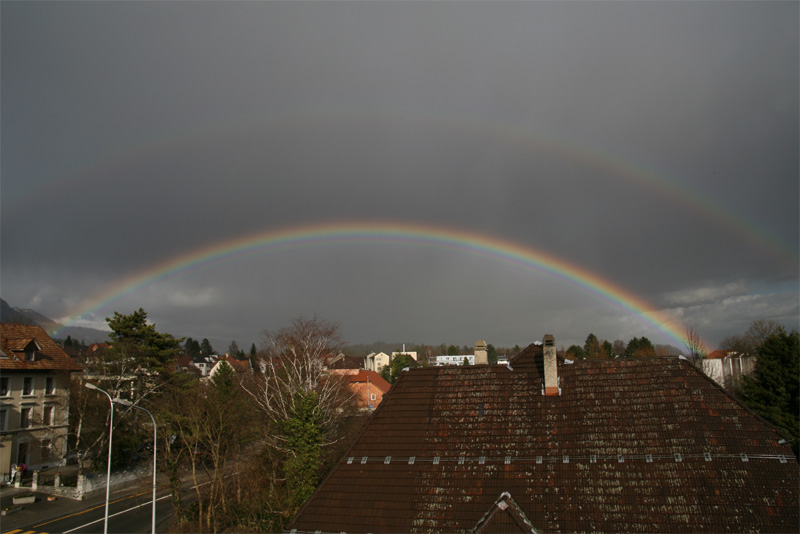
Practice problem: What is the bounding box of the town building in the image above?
[0,324,83,479]
[431,353,475,366]
[287,335,799,533]
[702,350,757,390]
[324,352,363,370]
[431,340,489,366]
[331,370,391,411]
[208,355,252,379]
[391,346,418,361]
[363,352,391,373]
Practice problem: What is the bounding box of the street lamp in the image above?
[114,398,157,534]
[84,382,113,534]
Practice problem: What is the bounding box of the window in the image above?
[0,377,8,396]
[41,439,52,460]
[0,407,7,431]
[23,377,34,396]
[43,405,54,426]
[45,377,55,395]
[20,407,33,429]
[370,393,377,401]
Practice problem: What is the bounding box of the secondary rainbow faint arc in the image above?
[60,221,692,347]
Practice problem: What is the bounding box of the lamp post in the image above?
[114,398,157,534]
[84,382,113,534]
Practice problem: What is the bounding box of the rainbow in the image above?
[57,220,695,348]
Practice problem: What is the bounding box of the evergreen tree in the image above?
[738,328,799,455]
[566,345,586,360]
[487,343,498,365]
[383,354,415,383]
[447,345,460,356]
[200,338,214,356]
[211,360,237,391]
[184,337,201,357]
[625,336,655,358]
[584,333,602,359]
[280,391,324,506]
[602,340,615,359]
[106,308,183,371]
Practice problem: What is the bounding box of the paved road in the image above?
[0,478,204,534]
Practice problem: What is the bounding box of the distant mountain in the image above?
[0,298,110,344]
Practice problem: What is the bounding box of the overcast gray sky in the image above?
[2,0,798,352]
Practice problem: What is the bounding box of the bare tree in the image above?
[243,315,354,451]
[684,326,707,367]
[719,334,751,355]
[745,319,783,353]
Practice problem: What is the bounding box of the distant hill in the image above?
[0,298,110,344]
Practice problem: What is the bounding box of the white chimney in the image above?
[543,334,559,396]
[474,340,488,365]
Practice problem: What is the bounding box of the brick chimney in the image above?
[543,334,559,396]
[474,340,488,365]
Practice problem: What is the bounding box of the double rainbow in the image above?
[57,220,692,348]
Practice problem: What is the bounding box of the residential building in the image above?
[332,370,391,410]
[288,335,799,533]
[208,355,251,379]
[431,353,475,366]
[191,354,217,377]
[324,352,363,370]
[0,324,82,479]
[363,352,390,373]
[431,340,489,366]
[391,347,418,361]
[702,350,756,390]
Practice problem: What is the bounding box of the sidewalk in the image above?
[0,465,150,532]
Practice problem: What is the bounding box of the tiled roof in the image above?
[345,370,391,394]
[326,352,364,370]
[0,323,83,372]
[707,350,730,359]
[226,357,252,373]
[288,342,799,533]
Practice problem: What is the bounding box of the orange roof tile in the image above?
[0,323,82,372]
[344,370,391,394]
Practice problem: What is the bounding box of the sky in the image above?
[1,0,798,354]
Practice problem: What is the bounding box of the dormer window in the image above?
[7,338,41,361]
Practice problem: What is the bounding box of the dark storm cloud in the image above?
[2,1,797,350]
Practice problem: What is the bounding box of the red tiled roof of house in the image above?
[325,352,363,370]
[707,349,730,359]
[344,370,391,394]
[288,342,799,533]
[226,357,251,373]
[0,323,83,372]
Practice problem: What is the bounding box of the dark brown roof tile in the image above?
[288,343,799,533]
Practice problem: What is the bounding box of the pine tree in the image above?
[738,329,799,454]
